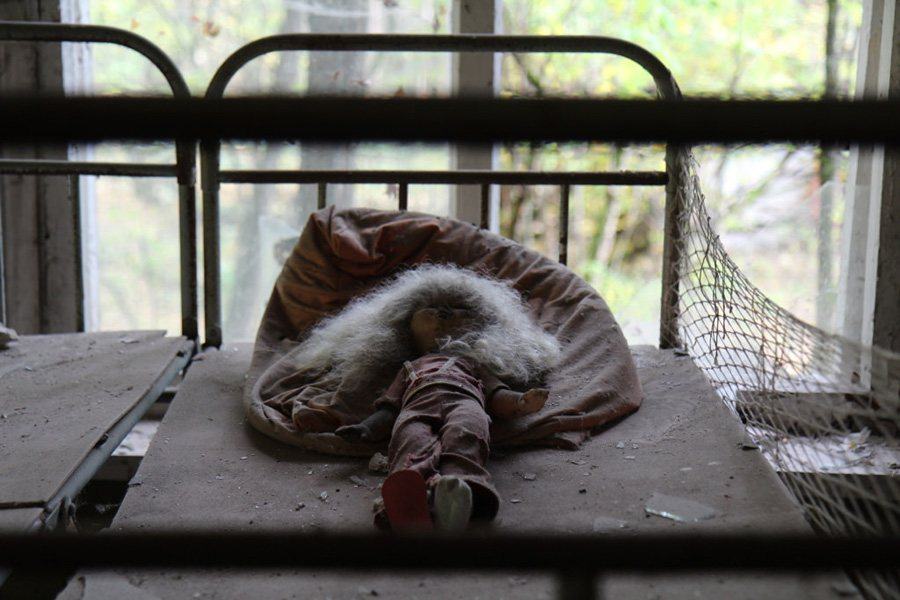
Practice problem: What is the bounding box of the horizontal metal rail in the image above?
[1,97,897,144]
[218,169,667,186]
[0,159,178,178]
[35,341,193,531]
[1,531,896,571]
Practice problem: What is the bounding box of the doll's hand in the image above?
[488,388,549,419]
[335,408,396,443]
[335,424,372,442]
[518,388,549,415]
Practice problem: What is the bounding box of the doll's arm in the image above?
[488,387,549,419]
[481,369,549,419]
[335,366,405,443]
[335,405,398,442]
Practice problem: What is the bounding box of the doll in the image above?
[336,303,550,531]
[282,265,560,531]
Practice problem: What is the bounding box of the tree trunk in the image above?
[223,3,304,340]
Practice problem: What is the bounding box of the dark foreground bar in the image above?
[0,97,898,145]
[1,532,898,571]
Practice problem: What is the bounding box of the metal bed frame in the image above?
[2,22,899,600]
[0,21,199,343]
[199,34,683,349]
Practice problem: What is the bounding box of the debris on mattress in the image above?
[644,492,718,523]
[752,425,900,474]
[738,433,759,450]
[0,324,18,350]
[368,452,389,473]
[592,516,629,532]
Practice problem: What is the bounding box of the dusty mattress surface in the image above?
[246,207,642,454]
[0,331,190,530]
[59,345,850,599]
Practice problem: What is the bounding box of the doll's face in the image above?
[410,305,477,354]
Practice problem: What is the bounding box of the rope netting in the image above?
[672,147,900,598]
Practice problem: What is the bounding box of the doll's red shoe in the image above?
[381,469,433,531]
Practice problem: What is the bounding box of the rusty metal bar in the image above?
[5,97,899,145]
[480,184,490,229]
[317,182,327,209]
[201,168,221,348]
[559,184,571,265]
[0,531,897,571]
[659,144,684,349]
[220,169,667,186]
[0,159,178,178]
[398,183,409,211]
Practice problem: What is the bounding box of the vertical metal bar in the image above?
[177,183,198,342]
[659,144,684,349]
[0,176,5,324]
[558,183,570,265]
[176,136,199,344]
[557,571,598,600]
[480,183,490,229]
[398,182,408,211]
[69,174,84,331]
[200,140,222,348]
[317,182,327,210]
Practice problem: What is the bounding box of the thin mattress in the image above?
[58,344,850,599]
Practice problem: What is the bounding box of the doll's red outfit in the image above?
[376,353,504,520]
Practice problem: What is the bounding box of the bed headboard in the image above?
[198,33,684,349]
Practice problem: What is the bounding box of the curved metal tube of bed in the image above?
[198,33,684,349]
[0,21,198,342]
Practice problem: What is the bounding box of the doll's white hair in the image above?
[291,264,560,393]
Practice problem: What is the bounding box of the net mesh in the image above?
[672,147,900,599]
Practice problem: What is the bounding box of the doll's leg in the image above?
[437,394,500,521]
[387,416,441,478]
[381,415,441,531]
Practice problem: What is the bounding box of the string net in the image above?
[671,147,900,599]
